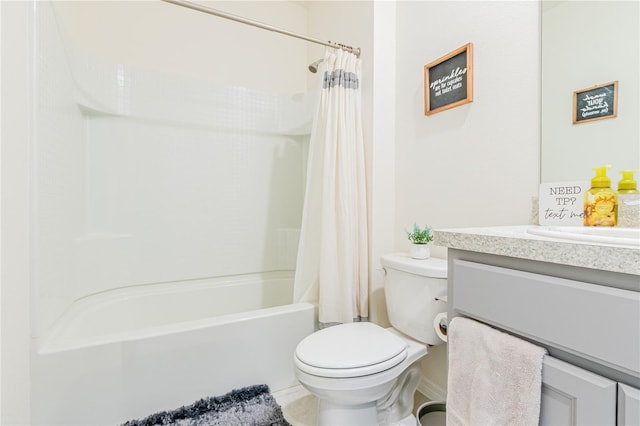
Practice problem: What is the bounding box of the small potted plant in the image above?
[405,223,433,259]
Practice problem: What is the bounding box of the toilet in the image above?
[294,253,448,426]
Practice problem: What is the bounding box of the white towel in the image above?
[446,317,547,426]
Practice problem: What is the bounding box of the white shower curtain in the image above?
[294,48,368,327]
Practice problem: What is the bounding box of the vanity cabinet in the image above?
[619,384,640,425]
[447,249,640,426]
[540,356,616,425]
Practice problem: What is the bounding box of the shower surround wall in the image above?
[31,1,314,420]
[33,0,312,342]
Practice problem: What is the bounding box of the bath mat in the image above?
[121,384,291,426]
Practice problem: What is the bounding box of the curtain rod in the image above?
[161,0,361,57]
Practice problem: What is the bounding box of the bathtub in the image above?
[31,271,315,425]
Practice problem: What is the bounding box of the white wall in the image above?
[1,2,33,423]
[393,0,540,398]
[395,1,540,244]
[370,1,397,326]
[53,1,309,93]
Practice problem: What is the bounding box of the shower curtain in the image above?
[294,48,368,327]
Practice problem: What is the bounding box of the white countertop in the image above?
[433,225,640,275]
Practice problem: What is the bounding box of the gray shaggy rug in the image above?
[121,384,291,426]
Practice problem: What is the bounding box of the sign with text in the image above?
[573,81,618,124]
[424,43,473,116]
[539,181,590,226]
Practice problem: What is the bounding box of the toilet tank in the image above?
[381,253,448,345]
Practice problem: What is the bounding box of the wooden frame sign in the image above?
[424,43,473,116]
[573,81,618,124]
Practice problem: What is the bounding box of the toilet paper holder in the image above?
[438,317,448,334]
[433,312,448,342]
[434,296,448,335]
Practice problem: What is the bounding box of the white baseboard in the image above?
[417,375,447,402]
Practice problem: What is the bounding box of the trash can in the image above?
[416,401,446,426]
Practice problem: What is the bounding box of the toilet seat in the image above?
[294,322,408,378]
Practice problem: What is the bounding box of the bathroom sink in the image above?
[527,226,640,247]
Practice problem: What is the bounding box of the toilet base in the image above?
[397,413,419,426]
[314,400,419,426]
[317,399,378,426]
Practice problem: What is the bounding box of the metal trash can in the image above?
[416,401,446,426]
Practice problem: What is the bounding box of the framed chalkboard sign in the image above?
[424,43,473,116]
[573,81,618,124]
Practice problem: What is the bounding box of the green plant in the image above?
[405,223,433,244]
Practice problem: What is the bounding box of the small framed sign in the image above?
[424,43,473,116]
[573,81,618,124]
[538,181,590,226]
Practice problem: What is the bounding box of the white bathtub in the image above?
[31,271,315,425]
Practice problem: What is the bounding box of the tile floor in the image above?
[273,385,431,426]
[273,385,317,426]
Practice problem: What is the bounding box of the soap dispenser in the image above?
[584,165,617,227]
[617,170,640,228]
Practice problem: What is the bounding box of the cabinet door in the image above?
[540,356,616,426]
[618,383,640,426]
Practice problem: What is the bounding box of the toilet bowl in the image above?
[294,254,448,426]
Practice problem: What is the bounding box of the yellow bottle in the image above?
[584,165,617,227]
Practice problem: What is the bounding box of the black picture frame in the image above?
[424,43,473,116]
[573,81,618,124]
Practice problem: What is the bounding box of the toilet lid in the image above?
[295,322,407,378]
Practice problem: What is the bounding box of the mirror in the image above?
[541,1,639,184]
